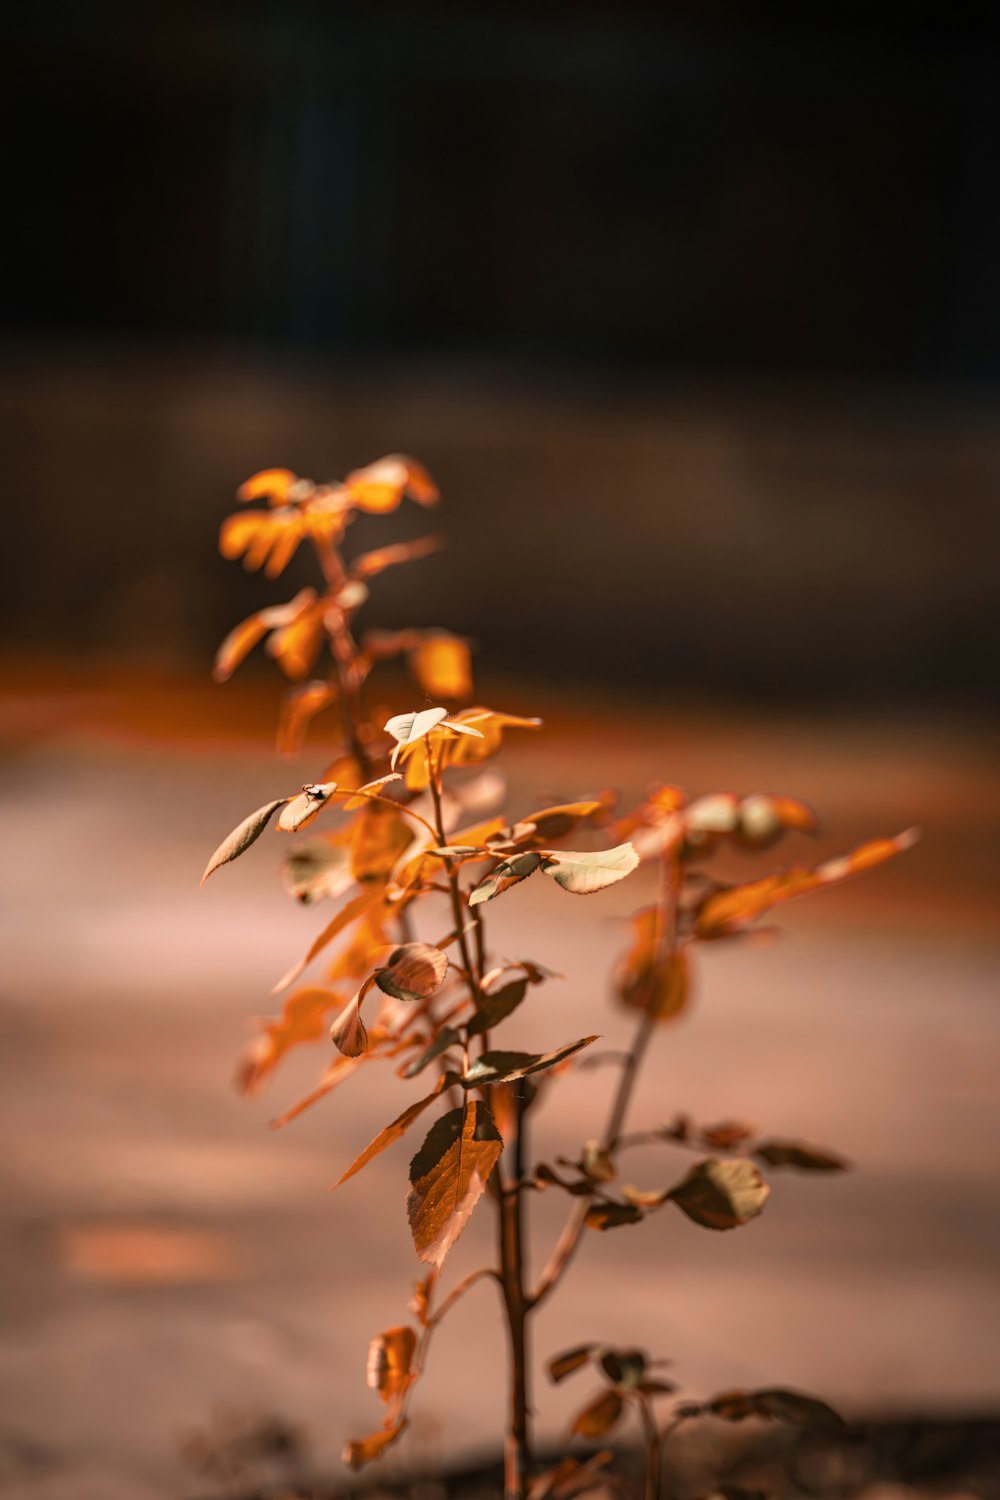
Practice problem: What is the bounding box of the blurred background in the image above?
[1,4,998,1498]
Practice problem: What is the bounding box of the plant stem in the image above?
[637,1394,662,1500]
[499,1083,531,1500]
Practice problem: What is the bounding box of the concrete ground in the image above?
[1,671,998,1498]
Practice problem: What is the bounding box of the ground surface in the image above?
[1,670,998,1499]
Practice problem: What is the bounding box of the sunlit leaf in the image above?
[584,1202,644,1230]
[409,633,474,700]
[467,979,528,1036]
[367,1326,418,1402]
[201,798,287,884]
[276,679,338,757]
[274,885,386,994]
[468,851,544,906]
[548,1345,597,1384]
[269,1053,365,1129]
[384,707,450,768]
[754,1140,848,1172]
[345,454,439,514]
[570,1390,623,1438]
[277,782,338,833]
[342,1420,407,1470]
[343,773,403,809]
[220,508,308,577]
[351,535,444,580]
[236,467,298,505]
[338,1079,449,1186]
[541,842,639,895]
[407,1100,503,1267]
[695,829,919,938]
[236,987,342,1095]
[669,1158,769,1230]
[351,802,415,882]
[462,1036,598,1086]
[375,943,449,1002]
[402,709,542,791]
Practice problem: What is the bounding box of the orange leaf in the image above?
[276,680,338,757]
[345,454,439,513]
[337,1077,449,1187]
[219,509,307,577]
[367,1326,418,1402]
[570,1389,623,1438]
[236,987,343,1095]
[236,467,298,505]
[407,1100,503,1268]
[272,886,386,994]
[408,634,474,701]
[352,535,444,580]
[342,1420,407,1470]
[269,1053,365,1129]
[695,828,918,938]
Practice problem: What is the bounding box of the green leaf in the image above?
[669,1158,769,1230]
[540,842,639,894]
[462,1036,598,1086]
[467,979,529,1036]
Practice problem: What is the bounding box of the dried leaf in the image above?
[367,1326,418,1402]
[617,909,691,1022]
[375,943,449,1002]
[330,991,370,1058]
[695,829,919,938]
[272,886,385,993]
[408,633,474,701]
[467,979,529,1036]
[407,1100,503,1267]
[237,467,298,505]
[345,454,439,513]
[548,1345,597,1384]
[707,1387,844,1429]
[581,1141,615,1183]
[584,1202,644,1230]
[669,1158,769,1230]
[571,1390,624,1438]
[236,987,342,1095]
[276,679,338,757]
[462,1036,598,1086]
[201,799,287,884]
[277,782,337,833]
[541,842,639,895]
[339,1080,449,1186]
[342,1420,407,1470]
[599,1348,646,1387]
[530,1451,613,1500]
[352,803,416,883]
[754,1140,848,1172]
[351,535,444,580]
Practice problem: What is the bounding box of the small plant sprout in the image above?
[203,456,917,1500]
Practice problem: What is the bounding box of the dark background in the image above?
[3,2,999,702]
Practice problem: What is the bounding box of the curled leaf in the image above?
[367,1326,417,1402]
[201,798,287,884]
[375,943,449,1002]
[277,782,337,833]
[330,988,372,1057]
[669,1158,769,1230]
[407,1100,503,1268]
